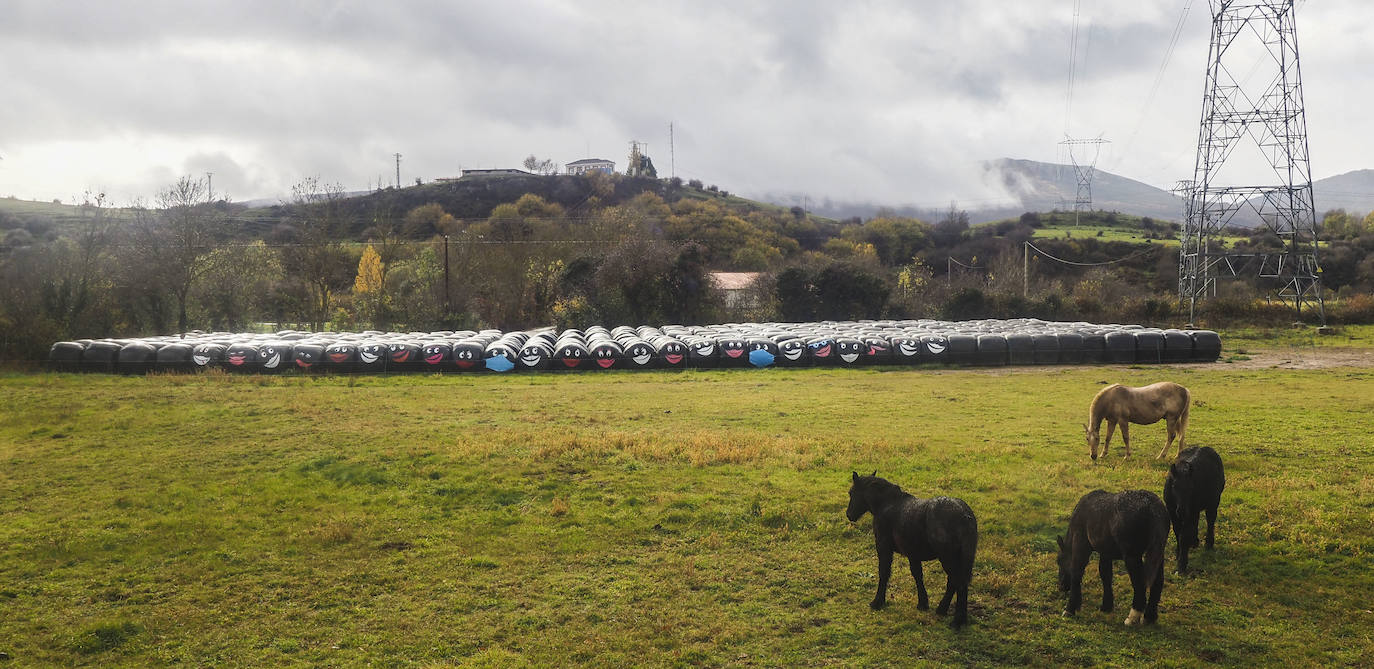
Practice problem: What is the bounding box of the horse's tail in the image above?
[1179,385,1191,446]
[1142,509,1169,595]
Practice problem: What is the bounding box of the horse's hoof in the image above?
[950,617,968,629]
[870,600,886,610]
[1125,609,1144,626]
[1061,610,1073,618]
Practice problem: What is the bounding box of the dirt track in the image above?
[1218,346,1374,370]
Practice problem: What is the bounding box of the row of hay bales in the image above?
[48,319,1221,374]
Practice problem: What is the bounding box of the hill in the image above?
[768,160,1374,226]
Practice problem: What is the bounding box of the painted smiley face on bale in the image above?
[592,344,618,368]
[294,347,319,369]
[721,339,746,359]
[923,336,948,356]
[627,343,653,367]
[452,347,478,369]
[226,345,255,367]
[258,345,283,369]
[358,344,384,365]
[422,344,448,366]
[388,345,410,364]
[519,346,547,368]
[836,340,863,364]
[690,341,715,358]
[326,344,354,364]
[808,339,833,359]
[659,342,686,365]
[558,345,586,368]
[895,337,921,358]
[779,339,805,361]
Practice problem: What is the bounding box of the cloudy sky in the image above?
[2,0,1370,209]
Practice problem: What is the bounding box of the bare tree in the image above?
[130,176,219,332]
[279,177,351,330]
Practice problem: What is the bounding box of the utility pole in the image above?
[394,153,402,189]
[443,234,451,317]
[1023,241,1030,298]
[205,172,213,202]
[1059,136,1109,226]
[669,122,675,179]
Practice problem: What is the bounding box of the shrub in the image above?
[1331,293,1374,324]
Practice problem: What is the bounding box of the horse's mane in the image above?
[861,476,909,503]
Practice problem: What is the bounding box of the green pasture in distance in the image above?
[0,363,1370,666]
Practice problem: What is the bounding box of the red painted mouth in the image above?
[725,348,743,358]
[597,358,615,368]
[228,355,246,366]
[296,360,313,368]
[454,359,475,369]
[813,344,832,357]
[562,358,581,368]
[328,353,351,363]
[665,353,683,364]
[425,353,445,365]
[391,350,411,363]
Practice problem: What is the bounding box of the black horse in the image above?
[1164,446,1225,573]
[846,472,978,627]
[1057,489,1168,626]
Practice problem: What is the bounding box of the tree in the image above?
[353,244,387,328]
[522,155,559,175]
[279,177,352,330]
[132,175,219,332]
[625,143,657,178]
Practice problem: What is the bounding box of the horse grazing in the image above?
[846,472,978,628]
[1164,446,1225,574]
[1082,382,1191,460]
[1057,489,1168,626]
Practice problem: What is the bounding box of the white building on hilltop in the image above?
[565,158,615,175]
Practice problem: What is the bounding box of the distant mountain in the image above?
[1313,169,1374,217]
[763,160,1374,225]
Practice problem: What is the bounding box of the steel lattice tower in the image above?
[1180,0,1323,324]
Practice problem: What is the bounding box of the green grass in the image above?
[1221,323,1374,351]
[1,364,1371,666]
[1033,224,1181,246]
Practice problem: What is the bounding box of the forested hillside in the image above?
[4,172,1374,364]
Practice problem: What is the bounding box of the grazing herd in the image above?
[848,382,1227,629]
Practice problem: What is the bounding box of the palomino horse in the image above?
[1082,382,1190,460]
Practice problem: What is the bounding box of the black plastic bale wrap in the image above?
[388,342,422,372]
[517,342,553,371]
[1189,330,1222,362]
[48,341,86,372]
[192,343,227,371]
[746,337,779,364]
[1030,333,1059,365]
[325,342,359,373]
[450,341,484,371]
[292,343,326,372]
[889,335,922,365]
[687,338,719,368]
[834,337,865,365]
[946,334,978,365]
[807,337,838,366]
[224,342,261,373]
[256,342,291,374]
[554,340,589,370]
[356,341,389,373]
[589,340,624,370]
[860,336,892,365]
[155,342,194,373]
[975,334,1009,366]
[1080,331,1108,363]
[919,334,950,364]
[1135,330,1165,364]
[620,339,656,369]
[1055,333,1084,364]
[82,341,122,373]
[117,341,158,375]
[1006,333,1034,365]
[653,338,688,368]
[774,337,810,367]
[1104,330,1138,363]
[1163,330,1195,363]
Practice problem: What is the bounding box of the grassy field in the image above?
[1,360,1371,666]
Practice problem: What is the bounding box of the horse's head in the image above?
[1082,423,1099,460]
[845,471,877,522]
[1055,535,1073,592]
[1164,460,1194,520]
